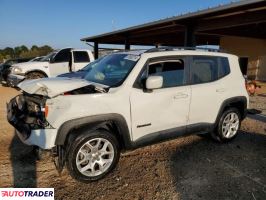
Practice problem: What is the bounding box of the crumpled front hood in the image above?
[18,77,93,97]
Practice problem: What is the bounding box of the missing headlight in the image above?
[15,95,26,111]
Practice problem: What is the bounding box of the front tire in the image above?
[211,108,241,142]
[26,72,45,80]
[66,129,120,182]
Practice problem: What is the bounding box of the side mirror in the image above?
[49,57,54,63]
[145,76,163,90]
[49,53,56,63]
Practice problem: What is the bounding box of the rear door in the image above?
[72,51,91,71]
[188,56,231,126]
[49,48,71,76]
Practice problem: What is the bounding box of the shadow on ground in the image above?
[9,132,37,187]
[170,131,266,200]
[8,129,266,199]
[248,113,266,123]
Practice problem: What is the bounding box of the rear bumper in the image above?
[7,74,25,87]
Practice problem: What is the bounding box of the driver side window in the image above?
[53,49,71,63]
[138,58,186,88]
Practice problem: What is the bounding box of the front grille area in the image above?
[7,93,52,137]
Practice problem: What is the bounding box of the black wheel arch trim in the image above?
[25,70,48,77]
[55,113,132,148]
[213,96,247,129]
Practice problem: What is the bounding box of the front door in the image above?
[130,57,191,141]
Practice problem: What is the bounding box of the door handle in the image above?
[216,88,226,93]
[174,93,188,99]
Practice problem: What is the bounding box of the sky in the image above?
[0,0,233,49]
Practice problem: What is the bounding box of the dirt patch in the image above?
[0,85,266,200]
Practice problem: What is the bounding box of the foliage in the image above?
[0,45,53,63]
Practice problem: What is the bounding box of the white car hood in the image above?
[13,61,49,68]
[18,77,105,98]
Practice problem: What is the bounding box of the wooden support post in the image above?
[184,25,196,47]
[94,42,99,59]
[125,38,130,50]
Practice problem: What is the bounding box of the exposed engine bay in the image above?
[63,84,108,95]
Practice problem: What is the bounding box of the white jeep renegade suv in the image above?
[7,48,249,182]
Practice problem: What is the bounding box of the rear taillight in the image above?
[45,105,49,118]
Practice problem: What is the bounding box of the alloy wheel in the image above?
[221,112,240,139]
[76,138,115,177]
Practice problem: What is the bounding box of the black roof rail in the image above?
[146,46,223,53]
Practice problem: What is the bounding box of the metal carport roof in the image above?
[81,0,266,58]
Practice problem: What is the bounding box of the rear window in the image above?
[219,57,230,78]
[73,51,90,63]
[190,56,230,84]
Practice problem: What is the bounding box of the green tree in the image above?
[3,47,15,58]
[31,45,39,51]
[0,54,4,63]
[0,45,53,62]
[39,45,53,55]
[20,45,29,53]
[14,46,22,57]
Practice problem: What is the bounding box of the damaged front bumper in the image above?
[7,74,25,87]
[7,96,31,139]
[7,94,56,149]
[15,128,58,149]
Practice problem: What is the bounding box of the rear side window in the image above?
[73,51,90,63]
[148,59,185,87]
[190,56,230,84]
[219,57,230,78]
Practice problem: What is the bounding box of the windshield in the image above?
[40,52,57,62]
[81,56,105,71]
[84,53,140,87]
[29,57,43,62]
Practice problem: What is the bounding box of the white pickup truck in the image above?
[8,48,94,86]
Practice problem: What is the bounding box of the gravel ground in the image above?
[0,84,265,200]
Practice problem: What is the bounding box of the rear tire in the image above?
[26,72,46,80]
[66,129,120,182]
[211,108,241,142]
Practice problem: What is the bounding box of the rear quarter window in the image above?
[219,57,230,78]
